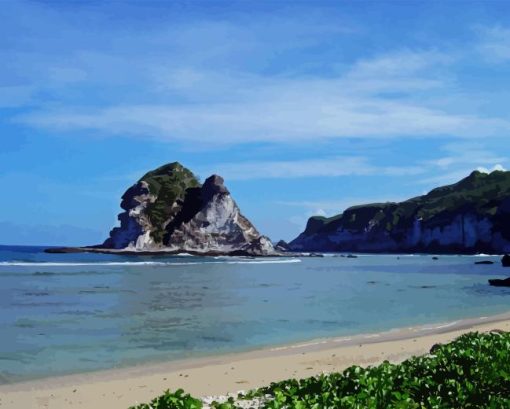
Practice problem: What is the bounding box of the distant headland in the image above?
[289,169,510,254]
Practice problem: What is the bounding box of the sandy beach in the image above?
[1,312,509,409]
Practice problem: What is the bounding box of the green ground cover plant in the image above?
[129,331,510,409]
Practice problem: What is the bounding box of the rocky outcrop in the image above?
[275,240,290,252]
[289,170,510,254]
[502,254,510,267]
[101,162,276,255]
[489,277,510,287]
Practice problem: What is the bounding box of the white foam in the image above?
[0,261,176,266]
[224,259,301,265]
[0,259,301,267]
[419,321,458,331]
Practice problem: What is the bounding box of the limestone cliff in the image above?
[289,170,510,254]
[102,162,275,255]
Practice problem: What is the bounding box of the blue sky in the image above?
[1,0,510,245]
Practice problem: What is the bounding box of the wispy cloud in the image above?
[476,25,510,62]
[20,92,510,145]
[418,142,508,186]
[417,169,479,187]
[279,195,409,232]
[277,197,406,212]
[198,157,424,180]
[6,4,510,146]
[424,142,506,169]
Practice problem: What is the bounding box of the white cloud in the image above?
[418,164,507,187]
[277,195,408,228]
[198,157,424,180]
[345,49,453,88]
[314,208,328,217]
[19,94,510,144]
[419,141,508,186]
[282,196,407,232]
[477,164,506,173]
[476,25,510,62]
[15,45,510,145]
[5,5,510,147]
[424,142,506,169]
[277,197,405,211]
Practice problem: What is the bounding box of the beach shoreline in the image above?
[2,311,510,408]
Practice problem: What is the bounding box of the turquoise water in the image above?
[0,245,509,383]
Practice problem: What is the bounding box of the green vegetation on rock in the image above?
[139,162,200,243]
[293,170,510,252]
[412,170,510,221]
[129,331,510,408]
[306,170,510,234]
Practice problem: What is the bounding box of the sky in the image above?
[1,0,510,245]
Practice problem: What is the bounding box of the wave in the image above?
[0,259,301,267]
[223,259,301,264]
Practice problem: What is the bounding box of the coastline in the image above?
[43,245,507,257]
[43,246,293,257]
[1,312,510,409]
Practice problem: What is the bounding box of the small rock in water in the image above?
[502,254,510,267]
[474,260,494,265]
[489,277,510,287]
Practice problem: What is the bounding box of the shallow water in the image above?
[0,245,509,383]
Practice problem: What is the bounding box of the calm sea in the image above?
[0,245,509,383]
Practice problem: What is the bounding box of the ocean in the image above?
[0,245,509,384]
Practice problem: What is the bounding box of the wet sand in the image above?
[1,312,510,409]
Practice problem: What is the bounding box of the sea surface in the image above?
[1,245,509,384]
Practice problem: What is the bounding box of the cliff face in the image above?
[289,170,510,254]
[103,163,275,255]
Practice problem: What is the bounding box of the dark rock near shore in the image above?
[502,254,510,267]
[488,277,510,287]
[475,260,495,265]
